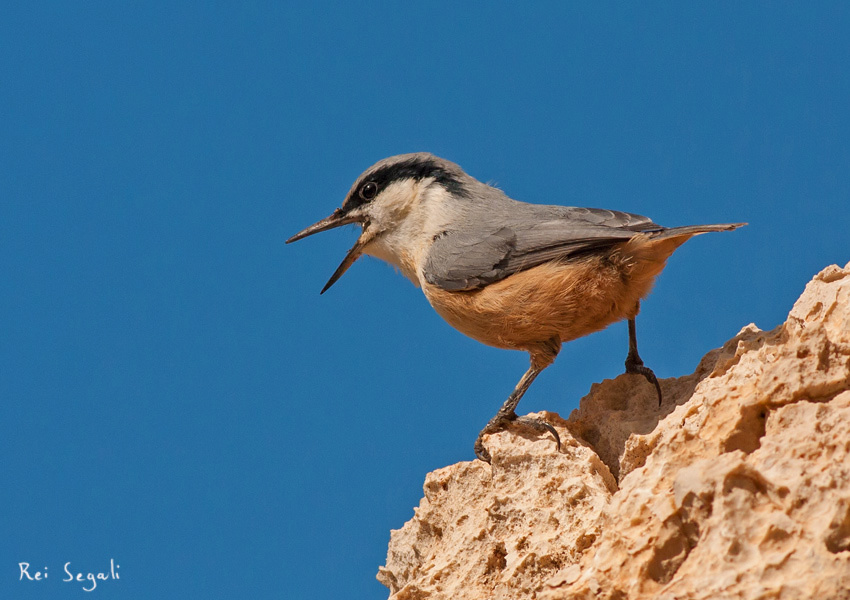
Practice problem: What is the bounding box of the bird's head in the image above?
[287,153,471,293]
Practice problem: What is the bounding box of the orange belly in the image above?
[421,235,678,355]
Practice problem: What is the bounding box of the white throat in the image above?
[361,180,454,287]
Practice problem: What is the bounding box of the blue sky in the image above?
[2,2,848,598]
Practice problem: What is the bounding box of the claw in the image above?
[474,412,514,463]
[475,413,561,463]
[625,359,663,406]
[625,316,663,406]
[474,435,492,463]
[515,415,561,451]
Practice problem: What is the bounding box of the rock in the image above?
[378,263,850,600]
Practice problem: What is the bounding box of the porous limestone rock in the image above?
[376,411,616,599]
[378,262,850,600]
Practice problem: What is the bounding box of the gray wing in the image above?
[423,205,662,291]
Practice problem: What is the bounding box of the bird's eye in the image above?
[360,181,378,200]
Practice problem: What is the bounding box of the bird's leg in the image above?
[624,317,663,405]
[475,340,561,463]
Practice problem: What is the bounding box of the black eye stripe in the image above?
[364,158,468,198]
[343,156,471,212]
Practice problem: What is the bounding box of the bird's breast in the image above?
[362,230,430,287]
[421,253,656,352]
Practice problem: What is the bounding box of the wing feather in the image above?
[423,205,660,291]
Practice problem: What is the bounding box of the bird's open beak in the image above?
[286,208,362,243]
[287,208,368,294]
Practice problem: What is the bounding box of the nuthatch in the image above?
[288,153,745,462]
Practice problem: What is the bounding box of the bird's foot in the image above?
[625,354,663,406]
[515,415,561,450]
[474,412,561,464]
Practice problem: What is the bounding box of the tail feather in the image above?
[651,222,747,240]
[622,222,746,287]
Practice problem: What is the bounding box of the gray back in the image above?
[423,187,661,291]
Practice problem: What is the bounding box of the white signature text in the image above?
[19,560,120,592]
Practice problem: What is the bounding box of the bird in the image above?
[287,153,745,463]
